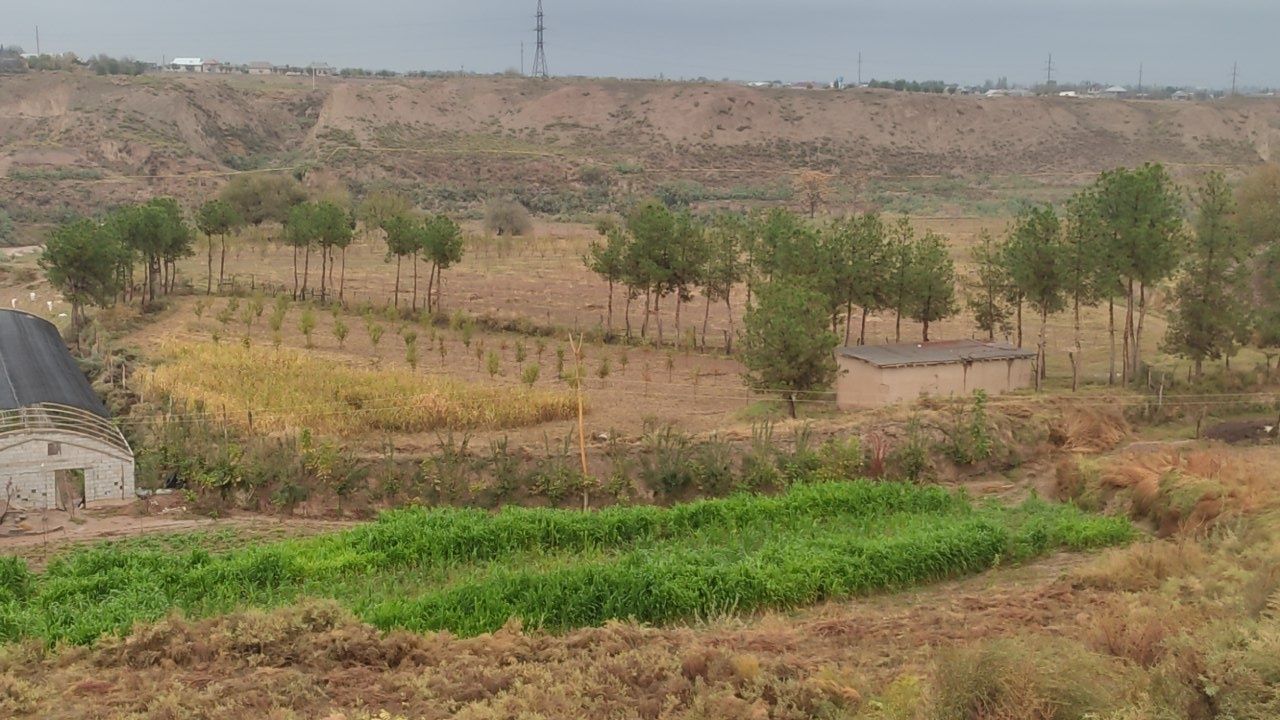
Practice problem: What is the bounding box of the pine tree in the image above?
[1004,205,1067,390]
[1163,172,1250,377]
[740,280,839,418]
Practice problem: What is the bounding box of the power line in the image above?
[1044,52,1054,85]
[1231,61,1239,96]
[532,0,548,79]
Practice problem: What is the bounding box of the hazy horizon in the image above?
[4,1,1277,90]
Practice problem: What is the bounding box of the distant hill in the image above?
[1,72,1277,224]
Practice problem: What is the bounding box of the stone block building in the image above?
[0,310,135,509]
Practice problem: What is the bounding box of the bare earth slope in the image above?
[1,72,1278,221]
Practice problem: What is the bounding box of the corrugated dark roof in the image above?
[0,310,109,417]
[837,339,1036,368]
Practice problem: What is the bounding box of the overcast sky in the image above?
[4,1,1276,89]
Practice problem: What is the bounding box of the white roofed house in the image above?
[169,57,203,72]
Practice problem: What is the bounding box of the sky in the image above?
[4,1,1277,89]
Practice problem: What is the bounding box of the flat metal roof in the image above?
[837,339,1036,368]
[0,309,110,417]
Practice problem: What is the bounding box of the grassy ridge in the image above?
[0,480,1132,645]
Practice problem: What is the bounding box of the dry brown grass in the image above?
[1050,405,1131,453]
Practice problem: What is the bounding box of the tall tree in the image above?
[741,280,839,418]
[422,213,464,312]
[623,200,679,344]
[903,230,958,342]
[883,218,917,343]
[116,198,191,306]
[1163,172,1251,377]
[966,229,1013,343]
[1004,205,1067,390]
[309,200,351,303]
[700,213,748,352]
[196,199,243,295]
[39,219,127,332]
[845,212,889,346]
[380,213,420,309]
[585,218,629,336]
[286,202,320,300]
[1088,164,1184,383]
[1062,191,1107,390]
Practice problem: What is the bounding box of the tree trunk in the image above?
[301,245,311,300]
[674,293,682,344]
[219,234,227,292]
[859,307,869,346]
[1037,307,1048,392]
[1134,282,1148,380]
[843,300,853,346]
[724,292,735,355]
[641,288,651,339]
[207,236,214,294]
[1071,294,1081,392]
[656,293,665,347]
[922,318,930,342]
[787,392,797,419]
[1122,279,1134,386]
[339,246,347,303]
[701,293,711,350]
[1107,296,1116,386]
[411,252,419,311]
[394,255,402,308]
[894,306,902,342]
[434,263,443,311]
[319,244,328,302]
[292,244,299,300]
[625,290,633,340]
[607,279,615,335]
[1015,298,1023,348]
[425,258,435,314]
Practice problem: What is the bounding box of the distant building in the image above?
[307,62,335,77]
[1171,90,1193,101]
[169,57,203,72]
[247,61,274,75]
[834,340,1036,408]
[0,56,27,74]
[1101,85,1129,98]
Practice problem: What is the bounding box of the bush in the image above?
[483,198,534,237]
[931,636,1140,719]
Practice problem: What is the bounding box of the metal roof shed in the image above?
[835,339,1035,408]
[0,310,135,509]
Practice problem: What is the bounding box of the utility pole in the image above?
[532,0,548,79]
[1231,61,1238,96]
[1044,52,1054,85]
[1137,62,1143,94]
[34,25,40,55]
[521,41,525,76]
[857,51,862,85]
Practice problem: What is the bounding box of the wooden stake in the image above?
[569,333,590,510]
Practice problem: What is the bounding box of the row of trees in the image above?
[585,201,958,354]
[40,197,194,328]
[586,163,1280,413]
[968,164,1270,390]
[40,174,471,330]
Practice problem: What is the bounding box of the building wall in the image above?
[835,356,1034,408]
[0,431,135,509]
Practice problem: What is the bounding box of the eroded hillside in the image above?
[1,72,1278,226]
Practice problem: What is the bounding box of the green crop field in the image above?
[0,478,1132,646]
